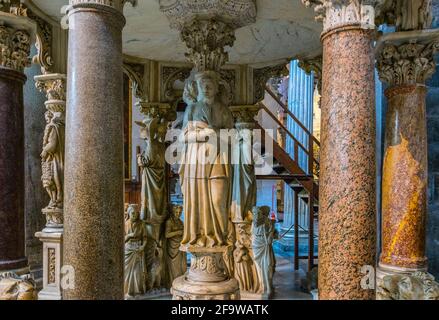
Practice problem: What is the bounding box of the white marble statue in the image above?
[251,206,278,298]
[179,70,235,248]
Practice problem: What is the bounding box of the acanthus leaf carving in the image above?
[0,25,31,73]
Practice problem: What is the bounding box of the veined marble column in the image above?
[376,31,439,281]
[302,0,379,299]
[0,12,35,275]
[63,0,134,300]
[34,73,66,300]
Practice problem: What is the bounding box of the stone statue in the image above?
[124,204,148,297]
[0,272,36,300]
[395,0,432,30]
[179,70,235,248]
[377,271,439,300]
[136,116,168,237]
[251,206,278,298]
[41,110,64,210]
[233,223,260,294]
[164,205,187,288]
[231,123,257,223]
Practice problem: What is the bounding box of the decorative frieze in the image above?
[302,0,385,32]
[376,31,439,86]
[137,101,176,122]
[0,24,31,73]
[158,0,257,30]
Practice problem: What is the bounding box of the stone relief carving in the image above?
[124,204,148,297]
[302,0,385,31]
[0,272,36,300]
[123,62,145,101]
[161,65,191,102]
[253,64,289,103]
[251,206,278,298]
[0,25,31,73]
[375,0,432,31]
[377,272,439,300]
[35,74,66,228]
[159,0,257,30]
[164,205,187,288]
[377,41,439,86]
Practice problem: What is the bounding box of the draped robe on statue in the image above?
[179,100,234,248]
[124,219,147,296]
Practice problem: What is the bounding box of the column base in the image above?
[35,231,63,301]
[171,275,240,300]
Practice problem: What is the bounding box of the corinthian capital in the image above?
[376,30,439,86]
[375,0,432,31]
[69,0,137,12]
[302,0,385,32]
[35,73,67,112]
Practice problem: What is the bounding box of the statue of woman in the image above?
[251,206,278,297]
[231,123,257,222]
[136,117,167,232]
[179,71,235,248]
[41,110,64,210]
[164,205,187,288]
[124,204,148,297]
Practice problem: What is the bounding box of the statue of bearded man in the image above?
[179,71,235,249]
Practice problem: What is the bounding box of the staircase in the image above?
[256,85,320,272]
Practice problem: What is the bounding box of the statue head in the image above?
[44,111,53,124]
[172,204,183,219]
[183,70,232,107]
[136,117,160,141]
[127,204,140,222]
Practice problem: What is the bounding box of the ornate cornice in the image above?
[375,0,432,31]
[376,30,439,86]
[302,0,385,32]
[0,23,32,73]
[252,64,289,103]
[69,0,137,12]
[181,18,235,72]
[35,73,67,113]
[158,0,256,30]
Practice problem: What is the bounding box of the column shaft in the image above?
[319,26,377,299]
[0,69,27,271]
[380,85,428,270]
[63,4,125,299]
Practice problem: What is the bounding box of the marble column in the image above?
[302,0,379,299]
[63,0,133,300]
[34,73,66,300]
[376,31,439,281]
[0,12,35,275]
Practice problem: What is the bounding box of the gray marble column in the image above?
[63,1,132,300]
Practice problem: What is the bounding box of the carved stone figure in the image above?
[41,110,64,210]
[179,70,235,248]
[164,205,187,288]
[395,0,432,30]
[251,206,278,298]
[137,117,168,234]
[124,204,148,297]
[0,273,36,300]
[377,272,439,300]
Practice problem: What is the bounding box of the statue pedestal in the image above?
[34,230,63,300]
[171,246,240,300]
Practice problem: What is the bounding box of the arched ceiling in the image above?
[31,0,323,65]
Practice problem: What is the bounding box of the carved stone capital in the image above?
[35,73,67,113]
[69,0,137,13]
[180,19,236,72]
[0,12,36,73]
[230,105,261,125]
[375,0,432,31]
[302,0,385,32]
[159,0,256,30]
[137,101,176,122]
[376,30,439,86]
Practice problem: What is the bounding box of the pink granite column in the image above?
[63,1,132,300]
[302,1,379,300]
[376,35,439,279]
[0,14,35,273]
